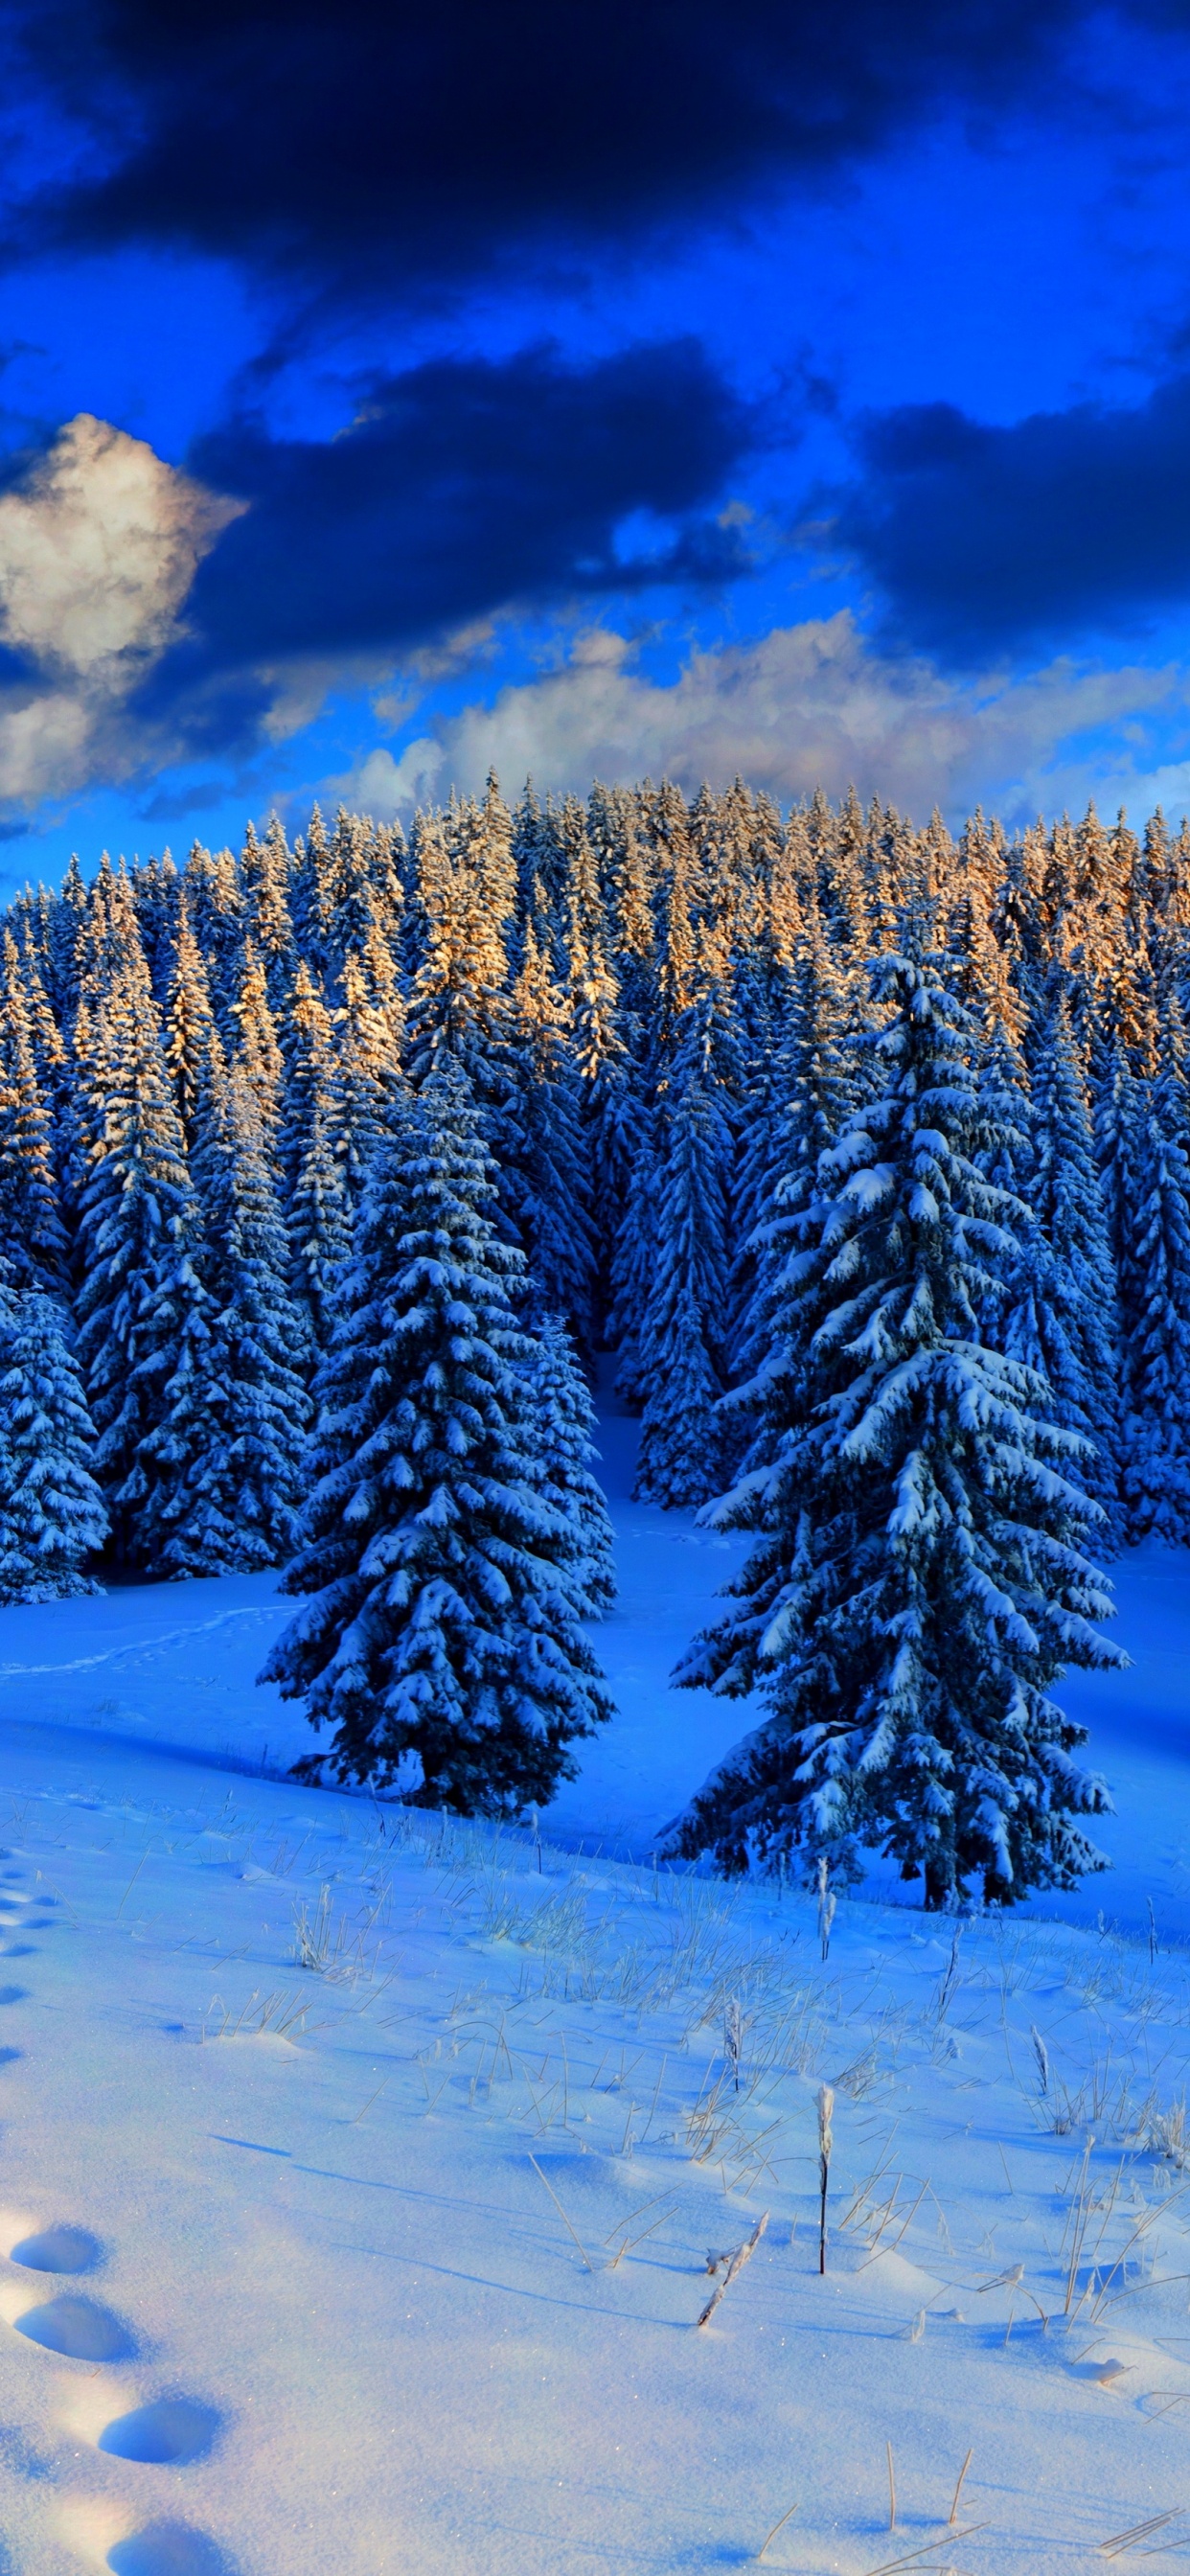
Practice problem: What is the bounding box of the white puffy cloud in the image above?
[333,613,1187,827]
[0,413,239,812]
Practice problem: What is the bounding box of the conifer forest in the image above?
[0,776,1181,1906]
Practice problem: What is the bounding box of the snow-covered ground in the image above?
[0,1404,1189,2571]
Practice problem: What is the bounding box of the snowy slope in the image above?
[0,1403,1187,2570]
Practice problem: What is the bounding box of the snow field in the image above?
[1,1726,1190,2571]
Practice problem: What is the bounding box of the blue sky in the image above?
[3,1,1190,886]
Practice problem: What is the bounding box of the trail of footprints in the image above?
[0,1856,233,2576]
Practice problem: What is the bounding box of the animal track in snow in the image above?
[11,2222,102,2273]
[99,2401,219,2466]
[106,2522,235,2575]
[13,2293,134,2360]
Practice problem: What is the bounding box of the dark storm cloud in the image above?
[11,0,1095,298]
[133,339,754,727]
[831,374,1190,659]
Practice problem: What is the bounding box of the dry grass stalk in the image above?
[862,2531,986,2576]
[933,1925,963,2024]
[724,1996,744,2091]
[1064,2133,1097,2315]
[948,2449,973,2523]
[351,2073,392,2125]
[528,2154,596,2272]
[756,2498,798,2561]
[1098,2503,1185,2557]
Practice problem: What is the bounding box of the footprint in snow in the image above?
[107,2524,236,2576]
[11,2221,102,2273]
[13,2293,135,2361]
[100,2400,220,2465]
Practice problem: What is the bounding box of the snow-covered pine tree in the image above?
[0,1290,107,1601]
[131,851,180,1010]
[261,1067,614,1810]
[281,960,351,1353]
[0,931,67,1291]
[47,851,88,1024]
[334,939,406,1216]
[633,1004,734,1509]
[594,783,656,1006]
[165,894,224,1163]
[406,809,510,1086]
[606,1107,658,1408]
[159,1060,309,1576]
[73,932,217,1575]
[610,885,735,1418]
[569,925,640,1328]
[182,840,243,1024]
[726,897,857,1402]
[669,947,1123,1907]
[501,920,597,1340]
[231,938,286,1146]
[240,815,296,1001]
[523,1313,616,1617]
[970,1017,1035,1349]
[1028,991,1123,1542]
[1118,1056,1190,1544]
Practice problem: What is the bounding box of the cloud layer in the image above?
[177,342,754,675]
[833,373,1190,659]
[13,0,1089,299]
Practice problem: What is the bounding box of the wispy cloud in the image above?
[332,613,1188,826]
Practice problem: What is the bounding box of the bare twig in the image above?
[697,2210,768,2327]
[818,2084,835,2276]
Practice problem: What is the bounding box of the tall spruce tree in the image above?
[502,921,597,1339]
[632,1037,733,1509]
[0,931,67,1290]
[0,1291,107,1600]
[1119,1065,1190,1543]
[670,950,1122,1906]
[281,961,351,1354]
[1030,993,1124,1541]
[261,1069,613,1810]
[73,932,217,1574]
[524,1313,616,1618]
[161,1061,310,1576]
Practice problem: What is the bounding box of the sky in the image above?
[4,4,1190,884]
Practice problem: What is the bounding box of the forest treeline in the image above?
[0,773,1179,1889]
